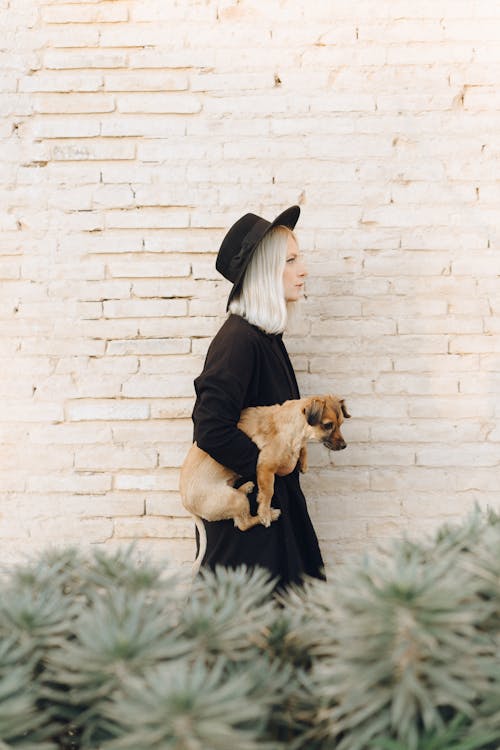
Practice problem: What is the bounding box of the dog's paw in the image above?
[239,480,255,495]
[258,505,280,527]
[258,506,272,527]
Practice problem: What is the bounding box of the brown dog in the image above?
[180,395,350,573]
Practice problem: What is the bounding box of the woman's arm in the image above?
[192,325,259,478]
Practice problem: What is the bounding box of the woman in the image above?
[191,205,325,589]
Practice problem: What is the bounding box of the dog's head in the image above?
[303,395,350,451]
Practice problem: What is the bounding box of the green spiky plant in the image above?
[0,509,499,750]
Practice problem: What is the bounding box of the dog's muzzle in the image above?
[324,438,347,451]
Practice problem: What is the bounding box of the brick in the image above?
[313,319,397,338]
[131,278,198,298]
[0,473,26,491]
[51,141,135,161]
[0,518,28,539]
[0,355,53,375]
[58,234,139,256]
[302,373,374,396]
[4,444,74,471]
[1,403,64,422]
[111,419,191,443]
[100,115,186,138]
[106,338,190,355]
[188,297,226,317]
[393,354,479,373]
[398,317,482,335]
[416,443,499,468]
[362,298,447,317]
[370,468,459,493]
[42,4,129,23]
[138,355,203,375]
[103,298,187,318]
[104,70,188,91]
[0,262,20,279]
[64,319,141,341]
[66,400,149,421]
[146,494,188,517]
[105,209,190,229]
[19,338,106,357]
[374,374,459,395]
[450,335,500,354]
[33,93,115,114]
[453,253,500,276]
[158,443,189,468]
[481,354,500,371]
[107,260,190,278]
[113,517,194,540]
[301,468,371,497]
[333,444,416,467]
[129,48,216,69]
[37,25,100,48]
[131,4,215,22]
[138,317,220,338]
[150,399,194,419]
[48,278,132,300]
[408,396,494,419]
[19,73,104,92]
[121,374,193,398]
[460,373,500,394]
[47,162,102,185]
[38,373,123,400]
[288,334,450,356]
[117,93,202,114]
[43,50,128,69]
[138,140,221,162]
[75,445,157,471]
[26,473,112,494]
[36,517,113,543]
[371,419,486,443]
[401,493,492,519]
[27,494,146,518]
[114,470,179,492]
[28,423,112,445]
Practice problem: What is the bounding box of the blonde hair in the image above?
[228,225,295,334]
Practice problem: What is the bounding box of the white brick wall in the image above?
[1,0,499,572]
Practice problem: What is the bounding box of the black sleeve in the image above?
[192,326,259,478]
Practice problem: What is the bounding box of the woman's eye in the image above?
[286,257,296,263]
[323,422,333,430]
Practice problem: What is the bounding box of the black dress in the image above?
[191,313,326,589]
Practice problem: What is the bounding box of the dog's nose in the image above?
[338,440,346,450]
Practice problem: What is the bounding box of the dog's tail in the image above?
[192,514,206,576]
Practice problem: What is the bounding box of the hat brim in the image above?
[226,205,300,309]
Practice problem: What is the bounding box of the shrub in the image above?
[0,509,498,749]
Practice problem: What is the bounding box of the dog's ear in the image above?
[340,399,351,419]
[304,398,324,426]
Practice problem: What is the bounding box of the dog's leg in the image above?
[256,463,281,528]
[232,480,260,531]
[232,480,277,531]
[299,444,308,473]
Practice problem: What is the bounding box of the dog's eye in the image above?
[323,422,333,430]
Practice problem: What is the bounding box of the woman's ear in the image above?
[305,398,324,426]
[340,399,351,419]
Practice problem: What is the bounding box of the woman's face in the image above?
[283,235,307,302]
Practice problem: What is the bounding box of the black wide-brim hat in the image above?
[216,205,300,309]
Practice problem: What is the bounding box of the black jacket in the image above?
[192,314,325,588]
